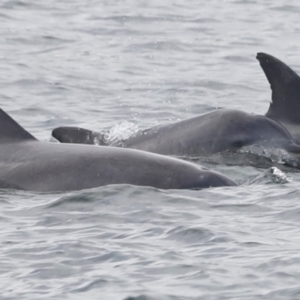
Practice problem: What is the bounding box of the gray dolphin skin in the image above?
[257,52,300,143]
[107,109,300,156]
[52,53,300,167]
[52,110,300,157]
[0,109,237,191]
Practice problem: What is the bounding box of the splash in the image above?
[247,167,292,185]
[106,121,139,146]
[267,167,292,184]
[238,145,300,169]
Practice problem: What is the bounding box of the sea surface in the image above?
[1,0,300,299]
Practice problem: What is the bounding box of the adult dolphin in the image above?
[257,52,300,143]
[0,108,236,192]
[52,110,300,164]
[52,53,300,167]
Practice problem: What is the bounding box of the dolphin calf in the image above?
[0,109,236,192]
[257,52,300,143]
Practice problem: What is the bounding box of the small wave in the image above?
[45,184,163,210]
[166,226,216,244]
[124,295,177,300]
[46,193,97,209]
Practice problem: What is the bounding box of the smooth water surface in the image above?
[1,1,300,299]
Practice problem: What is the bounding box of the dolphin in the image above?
[52,110,300,166]
[0,108,236,192]
[257,52,300,143]
[52,53,300,168]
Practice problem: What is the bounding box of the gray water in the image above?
[1,0,300,299]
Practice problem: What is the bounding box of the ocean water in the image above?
[1,0,300,299]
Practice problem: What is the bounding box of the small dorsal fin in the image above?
[257,52,300,124]
[0,109,36,142]
[52,126,107,145]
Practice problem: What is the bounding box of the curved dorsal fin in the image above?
[257,52,300,125]
[0,109,36,142]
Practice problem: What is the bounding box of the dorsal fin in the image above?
[257,52,300,124]
[0,109,36,142]
[52,126,107,145]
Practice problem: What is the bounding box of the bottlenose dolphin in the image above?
[257,52,300,143]
[52,109,300,156]
[52,53,300,168]
[0,109,236,192]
